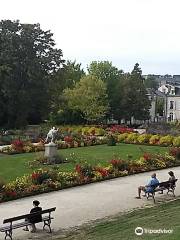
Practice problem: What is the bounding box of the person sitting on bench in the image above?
[24,200,42,232]
[159,171,176,194]
[168,171,176,181]
[135,173,159,199]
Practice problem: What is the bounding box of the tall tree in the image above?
[49,60,85,115]
[0,20,64,128]
[121,63,151,122]
[87,61,124,118]
[64,75,109,122]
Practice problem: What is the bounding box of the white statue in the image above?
[45,127,59,143]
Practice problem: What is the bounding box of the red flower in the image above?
[75,164,81,173]
[169,147,180,158]
[6,191,17,197]
[109,125,134,134]
[64,136,73,143]
[32,173,40,180]
[97,168,109,177]
[143,152,152,161]
[110,159,120,166]
[11,139,24,151]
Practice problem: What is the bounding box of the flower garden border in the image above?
[1,162,180,204]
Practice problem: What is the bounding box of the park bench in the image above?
[145,179,178,203]
[0,207,56,240]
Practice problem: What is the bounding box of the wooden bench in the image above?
[0,207,56,240]
[145,179,178,203]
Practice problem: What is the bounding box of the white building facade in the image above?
[165,95,180,122]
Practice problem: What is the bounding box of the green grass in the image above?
[56,199,180,240]
[0,143,168,182]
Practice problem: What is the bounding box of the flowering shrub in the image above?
[11,139,24,152]
[1,149,180,203]
[173,136,180,147]
[143,152,152,161]
[128,161,146,174]
[95,167,109,178]
[109,125,134,134]
[125,133,139,144]
[117,133,129,142]
[75,163,95,181]
[149,135,160,145]
[58,172,78,186]
[159,135,174,146]
[137,134,151,144]
[116,133,180,147]
[64,136,73,143]
[110,159,129,171]
[169,147,180,160]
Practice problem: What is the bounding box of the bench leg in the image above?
[5,229,12,240]
[146,192,156,203]
[43,220,52,233]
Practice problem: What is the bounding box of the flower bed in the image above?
[0,148,180,203]
[0,136,108,155]
[117,133,180,147]
[1,130,180,155]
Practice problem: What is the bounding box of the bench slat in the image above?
[0,217,54,232]
[3,207,56,224]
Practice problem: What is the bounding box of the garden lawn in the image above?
[0,143,168,182]
[57,199,180,240]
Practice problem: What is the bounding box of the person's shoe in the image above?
[135,196,141,199]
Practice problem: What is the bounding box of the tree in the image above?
[156,97,164,116]
[0,20,64,128]
[49,60,85,117]
[121,63,151,122]
[64,75,109,122]
[87,61,124,118]
[62,60,85,88]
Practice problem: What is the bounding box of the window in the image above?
[170,101,174,109]
[169,112,173,121]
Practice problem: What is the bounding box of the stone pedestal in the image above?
[44,142,58,164]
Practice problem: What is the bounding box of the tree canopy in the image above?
[0,20,64,127]
[0,20,154,127]
[64,75,109,122]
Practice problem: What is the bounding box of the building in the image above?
[143,74,180,87]
[157,83,180,122]
[165,95,180,122]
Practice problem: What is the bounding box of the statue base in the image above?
[44,142,58,164]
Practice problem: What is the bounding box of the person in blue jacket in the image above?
[136,173,159,199]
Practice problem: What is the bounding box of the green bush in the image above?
[107,135,116,146]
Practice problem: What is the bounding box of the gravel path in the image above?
[0,166,180,240]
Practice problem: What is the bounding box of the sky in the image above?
[1,0,180,75]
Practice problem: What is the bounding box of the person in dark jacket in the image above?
[24,200,42,232]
